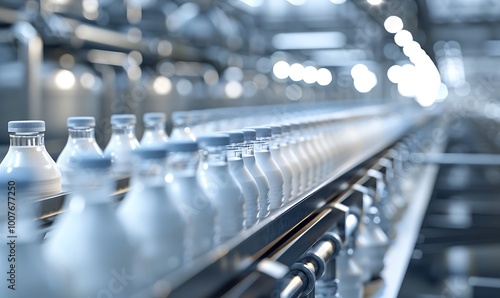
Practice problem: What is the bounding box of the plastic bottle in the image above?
[140,112,169,146]
[44,157,134,298]
[289,123,312,191]
[279,124,303,199]
[56,117,104,191]
[269,125,294,202]
[247,127,284,212]
[117,147,185,281]
[196,134,244,244]
[0,120,61,197]
[226,131,260,228]
[300,122,322,185]
[242,129,270,220]
[0,178,63,298]
[165,140,216,260]
[104,114,140,178]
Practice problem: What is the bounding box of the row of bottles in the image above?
[0,104,422,297]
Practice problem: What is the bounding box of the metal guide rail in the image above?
[33,106,440,298]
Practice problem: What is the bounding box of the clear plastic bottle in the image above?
[140,112,169,146]
[226,131,260,228]
[279,124,303,199]
[0,178,63,298]
[269,125,294,202]
[44,157,134,298]
[56,117,104,191]
[104,114,140,178]
[242,129,270,219]
[118,147,185,282]
[196,134,244,244]
[0,120,61,197]
[247,127,284,212]
[165,140,216,260]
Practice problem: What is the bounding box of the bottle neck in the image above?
[9,132,45,147]
[254,137,270,152]
[200,146,227,166]
[144,122,166,134]
[131,157,166,187]
[166,152,199,174]
[226,145,242,161]
[111,125,136,136]
[68,127,95,139]
[241,142,255,157]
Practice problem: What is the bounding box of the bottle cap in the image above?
[290,123,300,132]
[165,140,198,152]
[270,125,282,135]
[242,129,256,141]
[111,114,136,126]
[133,147,167,159]
[225,131,245,144]
[143,112,166,124]
[196,134,230,148]
[8,120,45,133]
[246,126,272,138]
[281,124,291,133]
[70,156,111,169]
[67,117,96,128]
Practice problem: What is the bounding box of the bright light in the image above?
[127,65,141,80]
[353,72,377,93]
[330,0,346,4]
[153,76,172,95]
[54,69,76,90]
[394,30,413,47]
[387,65,402,83]
[225,81,243,99]
[289,63,304,82]
[436,83,449,102]
[287,0,307,6]
[303,66,318,84]
[367,0,382,5]
[350,64,368,80]
[384,16,403,34]
[80,72,96,89]
[403,41,422,58]
[273,61,290,80]
[397,64,417,97]
[316,68,333,86]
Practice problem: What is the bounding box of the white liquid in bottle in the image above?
[242,129,270,219]
[280,124,303,200]
[0,121,61,197]
[226,131,260,228]
[56,117,104,191]
[44,157,134,298]
[247,127,284,212]
[118,147,186,282]
[290,123,312,191]
[269,125,293,202]
[196,134,244,244]
[0,178,63,298]
[104,114,140,178]
[165,140,216,260]
[140,112,169,146]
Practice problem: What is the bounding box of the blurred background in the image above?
[1,1,500,296]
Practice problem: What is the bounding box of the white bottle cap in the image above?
[165,140,198,152]
[196,134,230,148]
[246,126,272,138]
[143,112,166,124]
[8,120,45,133]
[225,131,245,145]
[70,156,111,169]
[110,114,136,126]
[241,129,256,141]
[133,147,167,159]
[67,116,96,128]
